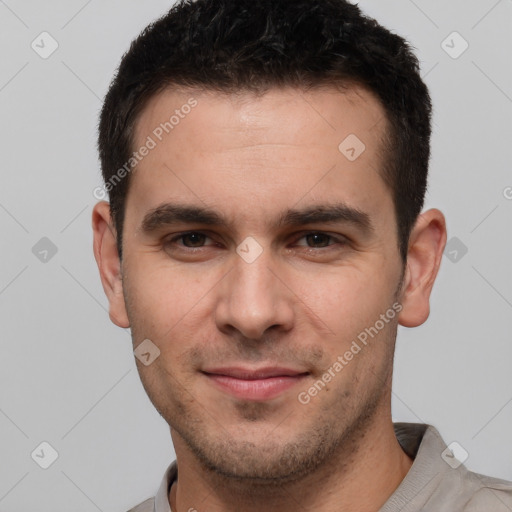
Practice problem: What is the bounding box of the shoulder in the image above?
[387,423,512,511]
[126,497,155,512]
[461,471,512,511]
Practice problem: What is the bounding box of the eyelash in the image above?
[164,231,348,251]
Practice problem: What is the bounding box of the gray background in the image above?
[0,0,511,510]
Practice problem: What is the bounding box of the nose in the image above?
[214,249,295,341]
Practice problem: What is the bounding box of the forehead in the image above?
[127,84,393,232]
[135,84,387,151]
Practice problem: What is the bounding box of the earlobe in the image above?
[92,201,130,328]
[398,208,447,328]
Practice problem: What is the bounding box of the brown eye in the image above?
[305,233,332,248]
[180,232,208,247]
[292,232,349,253]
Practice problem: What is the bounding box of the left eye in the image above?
[294,232,345,248]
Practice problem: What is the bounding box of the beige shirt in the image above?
[127,423,512,512]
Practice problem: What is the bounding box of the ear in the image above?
[397,208,447,328]
[92,201,130,328]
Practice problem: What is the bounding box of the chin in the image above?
[174,419,339,484]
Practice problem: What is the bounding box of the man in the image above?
[92,1,512,510]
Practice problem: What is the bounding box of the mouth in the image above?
[201,366,310,401]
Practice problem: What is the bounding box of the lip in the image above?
[202,367,309,401]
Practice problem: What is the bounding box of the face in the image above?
[116,85,406,481]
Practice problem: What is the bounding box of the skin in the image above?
[93,85,447,512]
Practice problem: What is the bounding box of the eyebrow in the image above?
[140,202,374,235]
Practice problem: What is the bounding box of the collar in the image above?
[154,462,176,512]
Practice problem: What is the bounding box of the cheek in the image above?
[123,257,221,344]
[294,265,392,340]
[124,263,180,337]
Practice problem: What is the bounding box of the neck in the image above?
[168,415,413,512]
